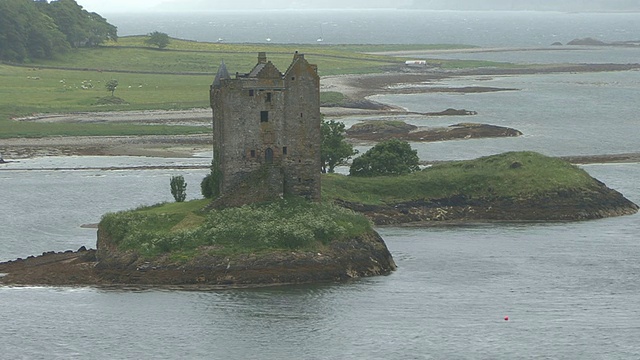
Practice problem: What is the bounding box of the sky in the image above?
[75,0,640,13]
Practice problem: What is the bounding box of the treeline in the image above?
[0,0,117,62]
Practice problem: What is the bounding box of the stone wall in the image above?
[210,52,321,206]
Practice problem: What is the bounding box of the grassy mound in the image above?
[322,151,597,205]
[99,197,372,260]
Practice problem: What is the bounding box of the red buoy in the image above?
[504,316,509,321]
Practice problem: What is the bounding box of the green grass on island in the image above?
[1,37,517,138]
[99,152,596,260]
[322,152,597,205]
[99,197,372,260]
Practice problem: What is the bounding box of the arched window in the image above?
[265,148,274,164]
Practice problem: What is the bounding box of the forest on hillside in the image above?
[0,0,117,62]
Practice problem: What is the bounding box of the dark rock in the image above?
[337,182,639,225]
[92,230,395,287]
[567,37,608,46]
[347,121,522,142]
[426,108,477,116]
[78,246,87,252]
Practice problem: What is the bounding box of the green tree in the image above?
[39,0,117,47]
[201,158,222,199]
[0,0,68,61]
[349,139,420,177]
[145,31,170,49]
[170,175,187,202]
[105,79,118,96]
[321,119,357,173]
[0,0,115,62]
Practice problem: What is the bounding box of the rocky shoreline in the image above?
[346,121,522,142]
[337,180,639,226]
[0,231,396,288]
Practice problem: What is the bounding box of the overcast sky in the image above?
[75,0,640,13]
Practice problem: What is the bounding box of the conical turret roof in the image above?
[212,60,230,88]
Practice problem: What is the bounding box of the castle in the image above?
[209,52,321,206]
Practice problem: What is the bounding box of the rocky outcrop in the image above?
[567,37,608,46]
[426,108,477,116]
[0,231,396,287]
[346,121,522,142]
[336,180,639,225]
[567,38,640,47]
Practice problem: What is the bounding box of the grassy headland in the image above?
[1,37,508,138]
[322,151,596,205]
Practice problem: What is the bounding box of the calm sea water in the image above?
[2,10,640,359]
[108,10,640,48]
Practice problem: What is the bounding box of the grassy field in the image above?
[1,37,513,138]
[322,152,597,205]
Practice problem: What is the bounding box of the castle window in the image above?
[260,111,269,122]
[266,92,272,102]
[283,146,288,155]
[250,150,256,158]
[291,77,295,81]
[249,90,254,96]
[265,148,274,164]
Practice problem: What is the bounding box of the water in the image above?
[400,47,640,65]
[367,70,640,161]
[1,163,639,359]
[0,157,209,261]
[107,10,640,48]
[2,10,640,359]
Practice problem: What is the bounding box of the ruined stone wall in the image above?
[282,54,321,200]
[211,53,321,205]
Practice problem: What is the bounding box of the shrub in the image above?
[170,175,187,202]
[350,139,419,177]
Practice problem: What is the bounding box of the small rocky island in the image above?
[346,120,522,142]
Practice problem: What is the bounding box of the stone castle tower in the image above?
[209,52,321,206]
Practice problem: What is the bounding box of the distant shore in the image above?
[2,63,640,164]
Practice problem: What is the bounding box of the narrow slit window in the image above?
[283,146,288,155]
[265,148,274,164]
[266,92,272,102]
[260,111,269,122]
[250,150,256,158]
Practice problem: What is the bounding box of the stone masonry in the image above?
[210,52,321,206]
